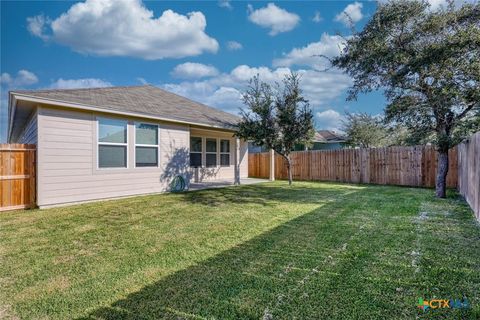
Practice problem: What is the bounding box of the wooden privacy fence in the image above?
[249,145,458,188]
[457,132,480,220]
[0,144,36,211]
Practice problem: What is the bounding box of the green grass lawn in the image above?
[1,181,479,319]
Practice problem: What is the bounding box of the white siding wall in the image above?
[17,110,38,144]
[37,106,248,207]
[38,106,189,207]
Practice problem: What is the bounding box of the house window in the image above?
[220,139,230,166]
[206,138,217,167]
[98,118,127,168]
[135,123,158,167]
[190,136,202,167]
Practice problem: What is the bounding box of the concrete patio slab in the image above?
[188,178,269,191]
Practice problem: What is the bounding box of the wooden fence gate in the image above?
[0,144,36,211]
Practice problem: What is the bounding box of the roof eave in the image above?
[7,93,17,143]
[11,93,238,132]
[315,140,346,143]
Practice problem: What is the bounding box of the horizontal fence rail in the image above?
[0,144,36,211]
[249,145,458,188]
[457,132,480,220]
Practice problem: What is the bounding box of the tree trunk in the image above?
[286,156,293,186]
[435,150,449,198]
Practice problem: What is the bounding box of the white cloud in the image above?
[137,77,148,85]
[376,0,473,13]
[425,0,473,10]
[247,3,300,36]
[162,64,350,114]
[27,0,218,60]
[273,33,346,70]
[229,65,291,83]
[16,70,39,86]
[335,2,363,26]
[0,74,12,85]
[218,0,233,10]
[26,14,50,41]
[427,0,448,9]
[0,70,39,87]
[164,82,244,114]
[204,87,244,113]
[312,11,322,23]
[315,109,344,131]
[171,62,219,79]
[226,41,243,51]
[299,70,351,106]
[49,78,112,89]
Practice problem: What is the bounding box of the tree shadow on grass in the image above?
[177,181,364,207]
[77,187,391,320]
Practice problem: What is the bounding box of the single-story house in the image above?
[296,130,347,151]
[7,85,248,208]
[249,130,346,153]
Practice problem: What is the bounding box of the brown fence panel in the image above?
[248,145,458,188]
[457,132,480,220]
[0,144,36,211]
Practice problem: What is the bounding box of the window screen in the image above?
[99,118,127,143]
[206,138,217,167]
[220,139,230,166]
[190,137,202,167]
[135,123,158,167]
[135,146,158,167]
[99,145,127,168]
[98,118,128,168]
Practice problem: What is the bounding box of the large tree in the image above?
[236,73,314,185]
[342,112,389,148]
[332,0,480,198]
[342,112,413,147]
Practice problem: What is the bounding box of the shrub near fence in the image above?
[249,145,458,188]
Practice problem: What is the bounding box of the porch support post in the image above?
[269,149,275,181]
[235,138,241,185]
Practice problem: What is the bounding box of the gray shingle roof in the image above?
[314,130,346,142]
[12,85,239,129]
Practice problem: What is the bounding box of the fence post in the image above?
[269,149,275,181]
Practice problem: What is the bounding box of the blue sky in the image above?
[0,0,393,142]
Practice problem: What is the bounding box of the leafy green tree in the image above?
[332,0,480,198]
[342,112,389,148]
[385,124,413,146]
[236,73,314,185]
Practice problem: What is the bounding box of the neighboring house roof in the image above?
[10,84,239,130]
[313,130,346,143]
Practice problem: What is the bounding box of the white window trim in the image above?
[97,117,129,170]
[190,136,203,167]
[205,137,218,168]
[134,121,160,168]
[220,139,231,167]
